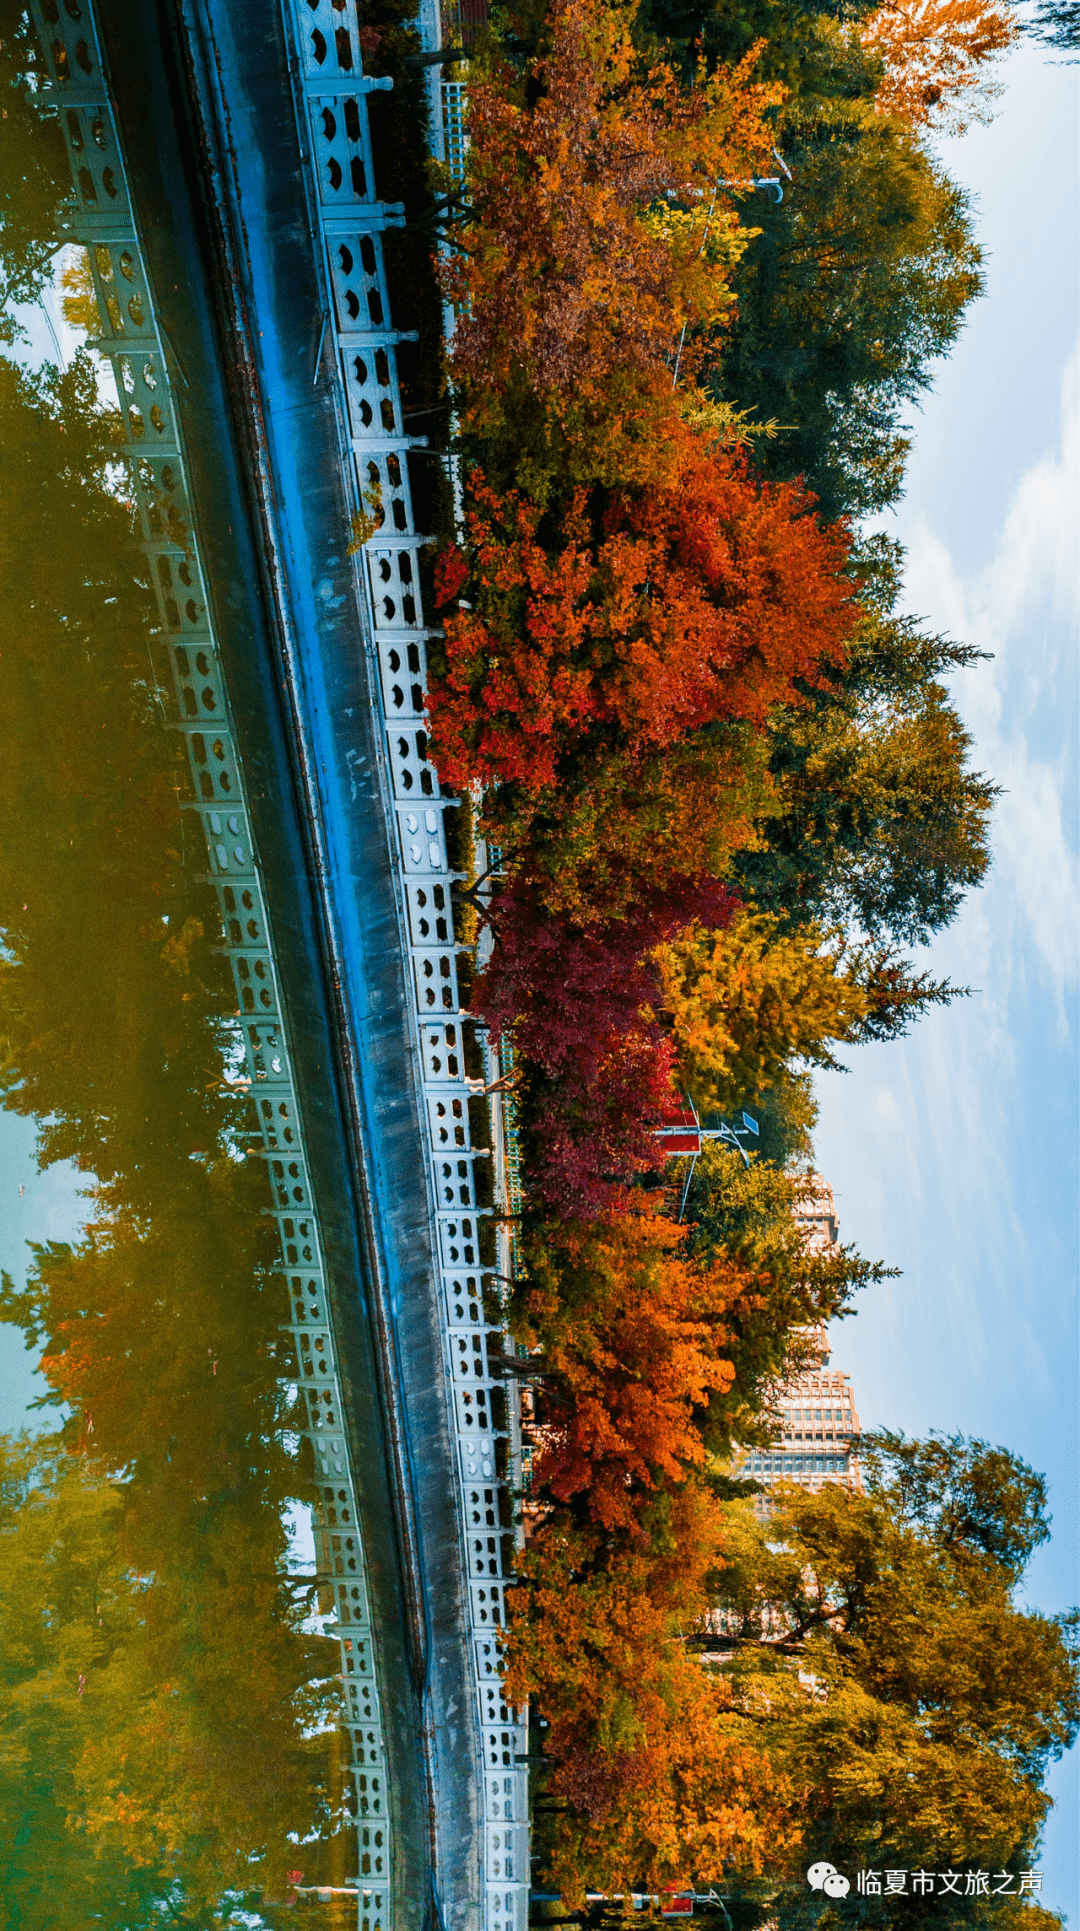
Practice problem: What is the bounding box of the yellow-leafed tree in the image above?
[656,910,961,1113]
[863,0,1021,133]
[655,912,871,1114]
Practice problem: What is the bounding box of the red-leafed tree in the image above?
[471,872,735,1213]
[474,872,734,1082]
[522,1030,677,1217]
[426,450,854,796]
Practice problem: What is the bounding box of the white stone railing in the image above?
[278,7,530,1931]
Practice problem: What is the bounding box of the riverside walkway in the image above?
[29,2,526,1927]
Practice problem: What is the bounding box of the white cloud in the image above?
[902,343,1080,1021]
[983,343,1080,634]
[816,347,1079,1446]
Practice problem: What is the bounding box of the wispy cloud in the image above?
[901,343,1080,1023]
[817,346,1079,1446]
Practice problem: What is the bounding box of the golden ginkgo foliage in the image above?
[863,0,1022,133]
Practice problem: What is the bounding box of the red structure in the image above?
[654,1098,702,1156]
[446,0,489,47]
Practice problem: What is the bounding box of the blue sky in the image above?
[816,39,1079,1924]
[0,1113,82,1427]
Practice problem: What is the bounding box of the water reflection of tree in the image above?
[0,1430,350,1926]
[0,11,71,335]
[0,353,350,1914]
[0,351,237,1187]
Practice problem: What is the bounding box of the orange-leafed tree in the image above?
[502,1488,798,1902]
[863,0,1021,132]
[427,451,854,797]
[447,0,781,474]
[517,1205,760,1527]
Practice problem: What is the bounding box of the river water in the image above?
[0,21,364,1925]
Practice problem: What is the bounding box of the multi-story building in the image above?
[739,1360,863,1493]
[737,1176,864,1497]
[794,1173,840,1252]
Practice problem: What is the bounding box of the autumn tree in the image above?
[862,0,1021,133]
[472,872,734,1211]
[428,454,854,804]
[510,1166,892,1495]
[710,1436,1079,1914]
[448,0,781,495]
[503,1487,797,1904]
[511,723,775,925]
[711,1063,819,1169]
[656,908,961,1115]
[633,0,987,517]
[658,912,870,1111]
[472,870,713,1076]
[518,1029,678,1215]
[513,1203,759,1524]
[637,0,882,107]
[858,1427,1057,1574]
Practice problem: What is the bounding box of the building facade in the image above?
[739,1365,863,1493]
[737,1176,864,1497]
[794,1174,840,1253]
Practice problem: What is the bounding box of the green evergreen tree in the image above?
[736,600,997,945]
[1021,0,1079,53]
[713,119,984,520]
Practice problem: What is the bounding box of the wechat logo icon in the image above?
[807,1863,851,1899]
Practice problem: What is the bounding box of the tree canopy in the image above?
[712,1439,1078,1916]
[429,0,995,1219]
[733,603,997,944]
[428,451,855,800]
[713,119,984,520]
[504,1488,797,1906]
[516,1433,1078,1912]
